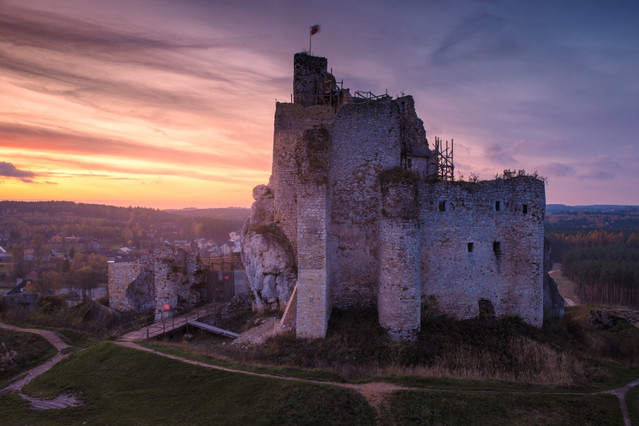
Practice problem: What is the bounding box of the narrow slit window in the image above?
[494,200,502,212]
[493,241,502,256]
[467,242,474,253]
[438,200,447,212]
[522,204,528,214]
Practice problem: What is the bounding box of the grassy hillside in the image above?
[0,342,374,425]
[0,339,629,425]
[383,391,622,425]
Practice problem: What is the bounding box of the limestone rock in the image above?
[125,269,155,313]
[241,187,297,312]
[588,308,639,329]
[242,228,296,311]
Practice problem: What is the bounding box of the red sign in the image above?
[163,304,170,310]
[223,276,230,281]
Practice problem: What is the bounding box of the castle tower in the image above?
[293,52,327,106]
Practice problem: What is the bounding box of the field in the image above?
[2,302,639,424]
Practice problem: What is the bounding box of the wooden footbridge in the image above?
[117,303,238,342]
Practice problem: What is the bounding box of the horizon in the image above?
[2,198,639,211]
[2,1,638,207]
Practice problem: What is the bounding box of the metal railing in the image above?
[114,303,218,339]
[354,90,391,100]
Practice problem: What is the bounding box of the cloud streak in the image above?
[0,0,638,207]
[0,162,37,182]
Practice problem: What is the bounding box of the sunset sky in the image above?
[1,0,638,208]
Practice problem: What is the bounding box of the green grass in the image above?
[0,342,375,425]
[142,340,346,383]
[381,390,623,426]
[627,385,639,425]
[0,328,57,388]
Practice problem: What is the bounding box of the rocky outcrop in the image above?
[241,184,297,312]
[125,269,155,313]
[588,308,639,329]
[153,244,203,313]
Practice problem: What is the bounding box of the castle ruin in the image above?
[242,52,562,340]
[108,244,204,320]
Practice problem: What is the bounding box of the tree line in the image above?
[0,201,247,244]
[546,206,639,307]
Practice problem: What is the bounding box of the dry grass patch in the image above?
[371,337,584,386]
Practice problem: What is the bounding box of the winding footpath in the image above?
[0,323,83,409]
[2,321,639,425]
[114,340,639,425]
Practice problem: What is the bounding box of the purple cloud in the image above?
[483,142,517,164]
[579,156,624,181]
[0,162,37,182]
[543,162,576,178]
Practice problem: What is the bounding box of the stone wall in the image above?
[418,177,545,326]
[328,99,405,308]
[107,261,143,312]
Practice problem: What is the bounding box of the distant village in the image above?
[0,227,248,313]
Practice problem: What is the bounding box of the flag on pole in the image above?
[310,25,320,36]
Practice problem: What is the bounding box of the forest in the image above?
[0,201,249,245]
[545,204,639,307]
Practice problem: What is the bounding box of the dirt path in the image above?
[603,377,639,426]
[549,263,579,306]
[115,340,409,415]
[0,323,71,351]
[0,322,83,409]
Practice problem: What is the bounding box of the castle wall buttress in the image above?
[378,178,422,340]
[295,128,332,338]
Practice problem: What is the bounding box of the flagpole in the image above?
[309,26,312,55]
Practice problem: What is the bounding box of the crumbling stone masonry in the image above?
[242,52,563,340]
[108,244,204,320]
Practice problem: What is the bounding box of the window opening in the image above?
[522,204,528,214]
[493,241,502,256]
[494,200,502,212]
[438,200,447,212]
[467,242,474,253]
